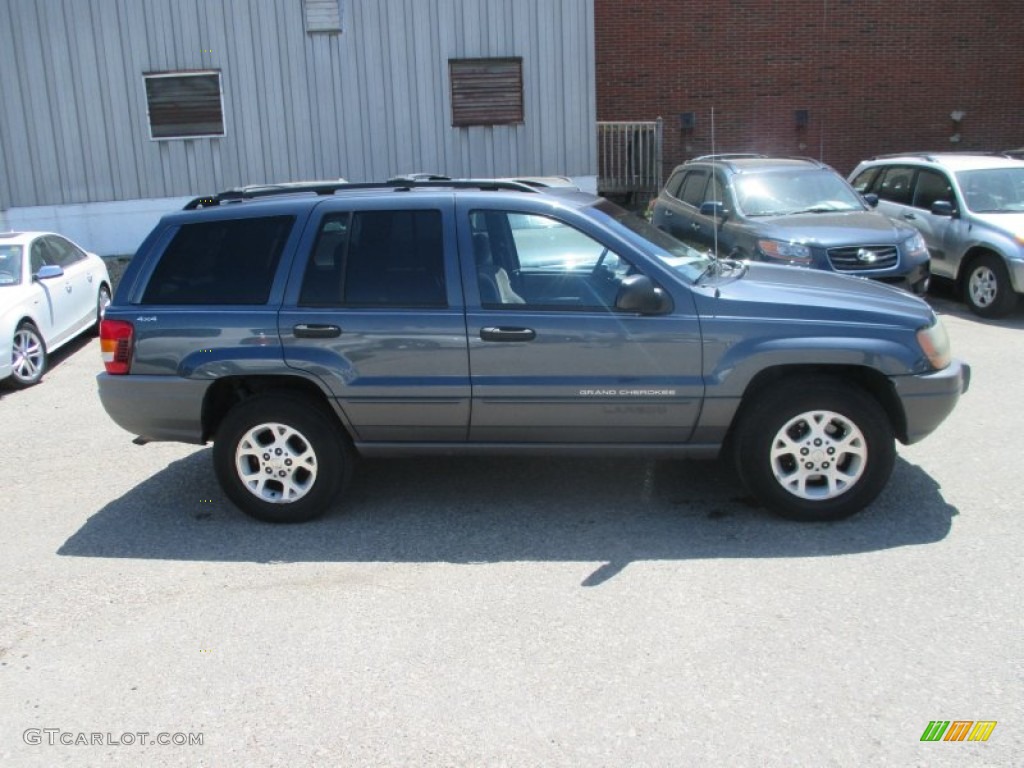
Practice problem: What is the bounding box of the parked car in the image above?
[650,155,931,294]
[849,152,1024,317]
[97,178,967,524]
[1,231,111,388]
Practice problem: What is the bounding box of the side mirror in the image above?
[930,200,956,217]
[699,200,727,219]
[34,265,64,280]
[862,193,880,208]
[615,274,673,315]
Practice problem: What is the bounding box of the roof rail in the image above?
[690,153,766,162]
[183,177,539,209]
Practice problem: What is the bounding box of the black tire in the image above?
[733,378,895,522]
[9,321,47,388]
[213,394,352,523]
[963,253,1019,318]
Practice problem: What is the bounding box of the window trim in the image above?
[143,70,226,141]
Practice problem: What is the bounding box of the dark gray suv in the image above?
[650,155,931,294]
[97,179,967,524]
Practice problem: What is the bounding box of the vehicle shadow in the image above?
[926,281,1024,327]
[0,333,94,397]
[59,451,958,585]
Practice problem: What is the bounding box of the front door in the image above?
[459,204,704,443]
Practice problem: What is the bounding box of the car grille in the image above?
[827,244,899,271]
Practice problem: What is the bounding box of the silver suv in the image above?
[850,153,1024,317]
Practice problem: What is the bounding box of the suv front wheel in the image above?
[734,379,895,521]
[213,394,352,523]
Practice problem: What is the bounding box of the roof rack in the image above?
[183,177,539,209]
[690,153,766,162]
[867,151,1008,162]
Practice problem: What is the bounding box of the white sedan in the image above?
[0,231,111,388]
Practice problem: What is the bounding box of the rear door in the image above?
[458,202,704,443]
[280,198,470,442]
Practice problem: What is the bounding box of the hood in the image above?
[752,210,915,247]
[696,261,935,328]
[971,211,1024,234]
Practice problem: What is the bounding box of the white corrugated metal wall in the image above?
[0,0,596,210]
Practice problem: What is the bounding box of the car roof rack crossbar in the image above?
[183,178,539,209]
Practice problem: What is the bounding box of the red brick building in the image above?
[595,0,1024,179]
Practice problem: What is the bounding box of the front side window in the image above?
[299,210,446,307]
[912,169,955,211]
[470,210,635,311]
[144,71,225,139]
[141,216,293,305]
[679,170,710,207]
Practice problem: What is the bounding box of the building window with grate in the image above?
[449,57,524,127]
[143,71,225,140]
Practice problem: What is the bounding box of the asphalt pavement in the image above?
[0,292,1021,767]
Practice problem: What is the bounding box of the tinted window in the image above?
[30,240,53,272]
[875,166,915,205]
[142,216,293,305]
[665,171,686,199]
[45,236,86,267]
[850,167,880,194]
[0,245,22,285]
[679,170,709,206]
[913,170,955,210]
[300,210,446,307]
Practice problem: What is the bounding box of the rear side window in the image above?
[298,209,446,307]
[875,166,915,205]
[141,216,293,305]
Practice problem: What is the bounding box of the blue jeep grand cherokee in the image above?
[97,179,968,523]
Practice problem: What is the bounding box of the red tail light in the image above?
[100,319,134,374]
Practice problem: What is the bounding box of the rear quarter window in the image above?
[141,216,294,305]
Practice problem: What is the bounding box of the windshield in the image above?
[0,245,23,286]
[734,169,865,216]
[593,199,714,282]
[956,168,1024,213]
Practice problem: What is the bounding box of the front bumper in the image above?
[892,359,970,444]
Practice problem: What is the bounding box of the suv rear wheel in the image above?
[964,253,1018,318]
[213,394,352,523]
[734,378,895,521]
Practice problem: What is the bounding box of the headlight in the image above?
[904,232,928,259]
[757,239,813,264]
[917,318,951,370]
